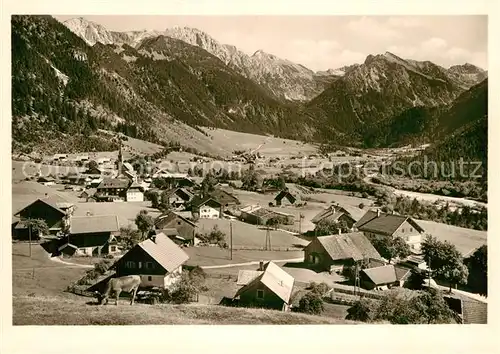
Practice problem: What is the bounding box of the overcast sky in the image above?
[54,15,488,71]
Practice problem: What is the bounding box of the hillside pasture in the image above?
[417,219,487,256]
[196,218,309,249]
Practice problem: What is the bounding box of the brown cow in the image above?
[99,275,142,306]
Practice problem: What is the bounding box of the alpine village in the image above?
[11,15,488,325]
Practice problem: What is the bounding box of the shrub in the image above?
[169,275,199,304]
[94,259,112,275]
[310,282,330,296]
[297,292,324,315]
[346,299,375,322]
[359,202,365,209]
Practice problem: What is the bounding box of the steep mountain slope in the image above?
[306,52,465,142]
[446,63,488,90]
[385,79,488,181]
[11,15,315,155]
[62,18,338,101]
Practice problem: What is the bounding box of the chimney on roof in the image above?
[151,234,156,243]
[259,260,264,271]
[377,209,381,217]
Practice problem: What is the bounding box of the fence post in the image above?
[32,267,35,279]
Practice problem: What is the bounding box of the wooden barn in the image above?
[233,262,294,311]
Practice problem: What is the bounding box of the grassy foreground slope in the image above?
[13,296,358,325]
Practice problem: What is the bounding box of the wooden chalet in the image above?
[233,262,295,311]
[114,232,189,289]
[311,204,365,232]
[191,195,222,219]
[163,187,194,209]
[355,210,425,253]
[13,195,74,239]
[209,188,240,208]
[96,178,130,201]
[274,190,299,206]
[303,232,382,273]
[155,211,197,245]
[57,215,120,257]
[359,264,412,290]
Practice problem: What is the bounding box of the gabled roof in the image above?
[80,188,97,198]
[355,210,425,236]
[191,195,222,208]
[235,262,295,304]
[209,188,240,204]
[155,211,197,228]
[97,178,130,189]
[123,162,135,173]
[14,195,73,216]
[164,187,194,200]
[69,215,119,234]
[137,233,189,272]
[153,228,179,237]
[309,232,382,262]
[237,270,263,286]
[127,181,143,190]
[274,190,297,202]
[361,265,411,285]
[312,204,365,224]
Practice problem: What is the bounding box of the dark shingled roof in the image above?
[155,211,197,228]
[312,204,365,224]
[310,232,382,262]
[355,210,424,236]
[191,195,222,208]
[97,178,130,190]
[274,190,297,203]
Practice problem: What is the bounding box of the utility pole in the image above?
[229,221,233,260]
[28,221,32,258]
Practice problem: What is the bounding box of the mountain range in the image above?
[11,15,488,155]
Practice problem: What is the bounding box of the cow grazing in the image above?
[99,275,142,306]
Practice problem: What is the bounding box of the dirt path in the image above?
[201,257,304,269]
[49,255,93,268]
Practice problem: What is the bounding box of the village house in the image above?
[303,232,382,273]
[191,196,222,219]
[274,190,299,206]
[126,182,144,202]
[233,261,295,312]
[96,178,130,201]
[57,215,121,257]
[311,203,365,232]
[37,176,56,186]
[240,205,295,226]
[209,188,240,209]
[163,187,194,209]
[354,210,425,253]
[113,232,189,289]
[154,211,197,245]
[79,188,97,202]
[13,195,74,238]
[359,264,412,290]
[85,166,103,175]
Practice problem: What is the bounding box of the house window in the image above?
[410,227,413,232]
[401,228,405,233]
[110,246,116,252]
[138,262,142,269]
[145,262,153,269]
[126,261,135,268]
[147,276,152,281]
[178,221,181,225]
[256,289,264,299]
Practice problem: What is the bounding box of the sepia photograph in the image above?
[8,10,489,330]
